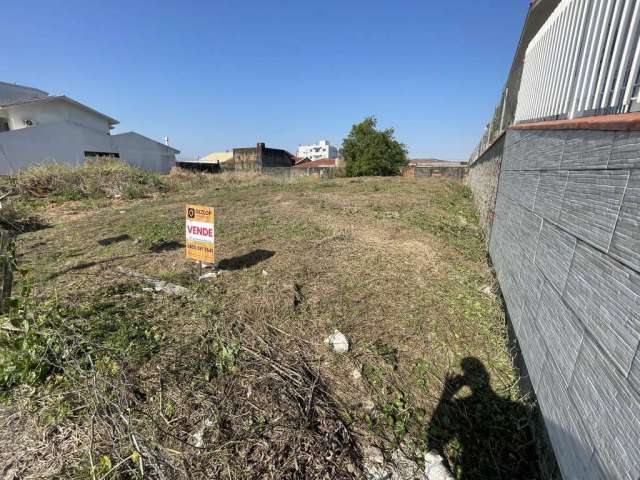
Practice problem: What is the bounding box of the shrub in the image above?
[342,117,408,177]
[10,160,168,201]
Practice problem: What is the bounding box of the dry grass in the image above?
[1,175,538,479]
[6,161,167,202]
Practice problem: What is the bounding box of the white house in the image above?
[297,140,338,161]
[0,81,179,175]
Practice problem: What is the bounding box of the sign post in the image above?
[185,205,215,271]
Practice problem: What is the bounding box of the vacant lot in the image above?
[1,172,538,479]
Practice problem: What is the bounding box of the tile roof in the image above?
[294,158,337,168]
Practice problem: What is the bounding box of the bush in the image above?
[9,161,168,201]
[342,117,408,177]
[0,200,38,232]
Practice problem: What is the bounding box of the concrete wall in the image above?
[403,165,468,180]
[231,145,294,171]
[490,127,640,479]
[261,147,295,168]
[0,124,176,175]
[0,121,117,175]
[466,134,504,239]
[231,147,258,170]
[111,132,177,174]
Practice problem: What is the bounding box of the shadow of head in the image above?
[426,356,541,478]
[459,356,491,393]
[218,249,275,270]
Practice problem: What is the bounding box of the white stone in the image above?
[324,329,349,353]
[199,272,218,281]
[425,450,455,480]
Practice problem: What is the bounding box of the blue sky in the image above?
[3,0,529,160]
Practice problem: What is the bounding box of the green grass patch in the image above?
[0,282,163,394]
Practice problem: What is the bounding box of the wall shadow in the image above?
[217,249,275,270]
[426,357,540,479]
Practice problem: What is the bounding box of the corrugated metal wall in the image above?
[490,127,640,479]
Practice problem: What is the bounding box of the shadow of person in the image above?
[217,249,275,270]
[426,357,539,479]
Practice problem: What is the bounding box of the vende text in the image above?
[186,220,215,243]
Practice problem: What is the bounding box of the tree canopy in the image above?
[341,117,408,177]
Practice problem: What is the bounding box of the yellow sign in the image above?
[185,204,215,263]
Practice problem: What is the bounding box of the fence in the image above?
[0,229,13,313]
[470,0,640,165]
[402,164,468,180]
[516,0,640,123]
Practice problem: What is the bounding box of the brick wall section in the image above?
[491,127,640,479]
[466,134,504,239]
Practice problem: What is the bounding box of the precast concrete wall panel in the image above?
[489,127,640,478]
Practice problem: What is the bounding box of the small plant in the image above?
[200,332,240,380]
[374,340,399,369]
[0,290,66,391]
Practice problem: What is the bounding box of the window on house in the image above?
[84,151,120,164]
[0,119,9,132]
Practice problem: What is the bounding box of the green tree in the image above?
[341,117,408,177]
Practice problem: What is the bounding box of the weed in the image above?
[374,340,399,369]
[198,331,240,380]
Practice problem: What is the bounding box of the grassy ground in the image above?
[0,169,538,479]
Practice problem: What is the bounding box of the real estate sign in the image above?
[185,204,215,263]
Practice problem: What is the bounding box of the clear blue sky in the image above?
[3,0,529,160]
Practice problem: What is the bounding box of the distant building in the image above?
[176,143,295,173]
[294,157,338,168]
[199,151,234,164]
[111,132,179,173]
[293,157,344,177]
[0,81,179,174]
[403,158,468,180]
[297,140,338,161]
[408,158,466,167]
[232,143,296,170]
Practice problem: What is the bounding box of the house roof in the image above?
[111,131,180,154]
[0,95,119,125]
[199,151,234,163]
[294,158,337,168]
[0,81,49,97]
